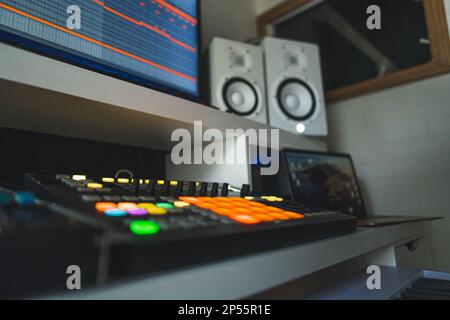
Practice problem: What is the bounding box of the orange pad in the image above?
[267,212,291,220]
[229,214,261,225]
[211,207,233,216]
[179,196,304,224]
[283,211,305,219]
[95,202,117,213]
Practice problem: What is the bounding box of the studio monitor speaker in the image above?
[261,37,328,136]
[205,38,267,124]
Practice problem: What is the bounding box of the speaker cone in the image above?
[277,79,316,121]
[222,78,258,116]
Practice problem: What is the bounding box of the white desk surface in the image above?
[48,222,427,300]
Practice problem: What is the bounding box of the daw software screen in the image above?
[0,0,199,98]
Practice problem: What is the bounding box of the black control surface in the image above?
[24,173,357,281]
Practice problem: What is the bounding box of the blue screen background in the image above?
[0,0,199,98]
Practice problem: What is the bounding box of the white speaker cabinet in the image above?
[207,38,267,125]
[261,37,328,136]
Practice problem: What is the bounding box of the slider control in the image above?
[199,182,208,196]
[163,180,171,196]
[148,180,156,195]
[175,181,184,196]
[133,177,141,196]
[221,183,229,197]
[211,183,219,197]
[188,182,197,196]
[240,184,251,197]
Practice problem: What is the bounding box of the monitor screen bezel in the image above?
[282,148,369,218]
[0,1,201,102]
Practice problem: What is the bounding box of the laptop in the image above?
[282,149,442,227]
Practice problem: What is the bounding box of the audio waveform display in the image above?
[0,0,199,98]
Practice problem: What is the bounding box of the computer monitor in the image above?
[0,0,200,101]
[283,149,368,218]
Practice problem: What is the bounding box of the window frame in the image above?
[257,0,450,103]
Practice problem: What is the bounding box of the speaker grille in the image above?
[222,78,259,116]
[276,78,316,121]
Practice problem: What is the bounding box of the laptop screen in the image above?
[284,150,367,218]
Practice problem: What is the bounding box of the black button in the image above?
[199,182,208,196]
[103,195,121,201]
[211,183,219,197]
[122,196,139,201]
[221,183,229,197]
[81,195,102,202]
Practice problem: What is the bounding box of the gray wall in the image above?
[201,0,257,52]
[327,74,450,272]
[325,0,450,272]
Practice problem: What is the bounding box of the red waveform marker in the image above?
[0,3,197,82]
[153,0,197,26]
[92,0,196,53]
